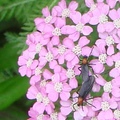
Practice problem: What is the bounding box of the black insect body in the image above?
[73,75,95,110]
[77,75,95,106]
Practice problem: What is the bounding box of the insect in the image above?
[73,75,95,110]
[78,47,96,81]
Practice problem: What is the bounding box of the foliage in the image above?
[0,0,60,119]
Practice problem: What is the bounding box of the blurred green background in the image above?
[0,0,85,119]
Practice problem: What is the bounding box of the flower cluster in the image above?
[18,0,120,120]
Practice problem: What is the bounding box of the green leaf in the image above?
[0,75,29,110]
[0,42,20,71]
[0,106,28,120]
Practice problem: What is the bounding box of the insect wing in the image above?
[81,64,89,82]
[79,76,95,99]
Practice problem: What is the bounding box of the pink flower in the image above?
[18,50,38,77]
[28,107,50,120]
[109,52,120,78]
[61,13,93,41]
[33,94,55,114]
[53,0,78,20]
[109,8,120,37]
[92,93,117,120]
[89,3,114,33]
[46,73,71,102]
[91,41,113,73]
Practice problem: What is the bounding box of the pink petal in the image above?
[81,46,92,56]
[109,100,117,109]
[69,78,78,88]
[55,17,65,28]
[105,22,114,32]
[65,52,75,61]
[97,23,105,33]
[48,92,58,102]
[51,36,60,45]
[46,83,54,93]
[70,11,81,24]
[112,87,120,97]
[109,68,120,78]
[43,69,53,79]
[74,111,84,120]
[42,7,50,17]
[33,102,45,114]
[85,0,94,7]
[63,37,74,49]
[89,16,99,25]
[45,104,54,114]
[61,25,75,34]
[98,111,106,120]
[34,18,44,26]
[105,110,113,119]
[109,9,118,20]
[31,60,38,69]
[95,75,106,86]
[30,75,41,85]
[102,92,110,101]
[60,106,72,116]
[58,55,65,64]
[92,83,100,92]
[81,13,91,24]
[69,32,80,41]
[54,65,62,73]
[49,60,57,69]
[90,60,104,74]
[106,56,114,66]
[107,45,114,55]
[107,0,116,8]
[62,83,71,91]
[69,1,78,11]
[18,66,27,76]
[18,56,27,66]
[92,98,102,111]
[60,100,71,107]
[60,91,70,101]
[82,26,93,35]
[78,36,90,48]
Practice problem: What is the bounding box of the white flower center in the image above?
[103,82,112,93]
[35,67,42,75]
[99,14,108,24]
[71,102,79,111]
[36,93,43,102]
[101,101,110,111]
[90,4,96,11]
[45,52,54,62]
[37,114,44,120]
[58,45,66,55]
[114,109,120,119]
[54,82,63,92]
[114,19,120,29]
[75,23,84,32]
[99,54,107,64]
[45,15,52,23]
[35,43,42,53]
[115,60,120,68]
[91,117,97,120]
[62,8,70,17]
[42,97,50,105]
[52,27,61,36]
[26,59,33,67]
[66,69,75,79]
[50,112,58,120]
[105,36,115,46]
[40,80,47,87]
[72,45,81,56]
